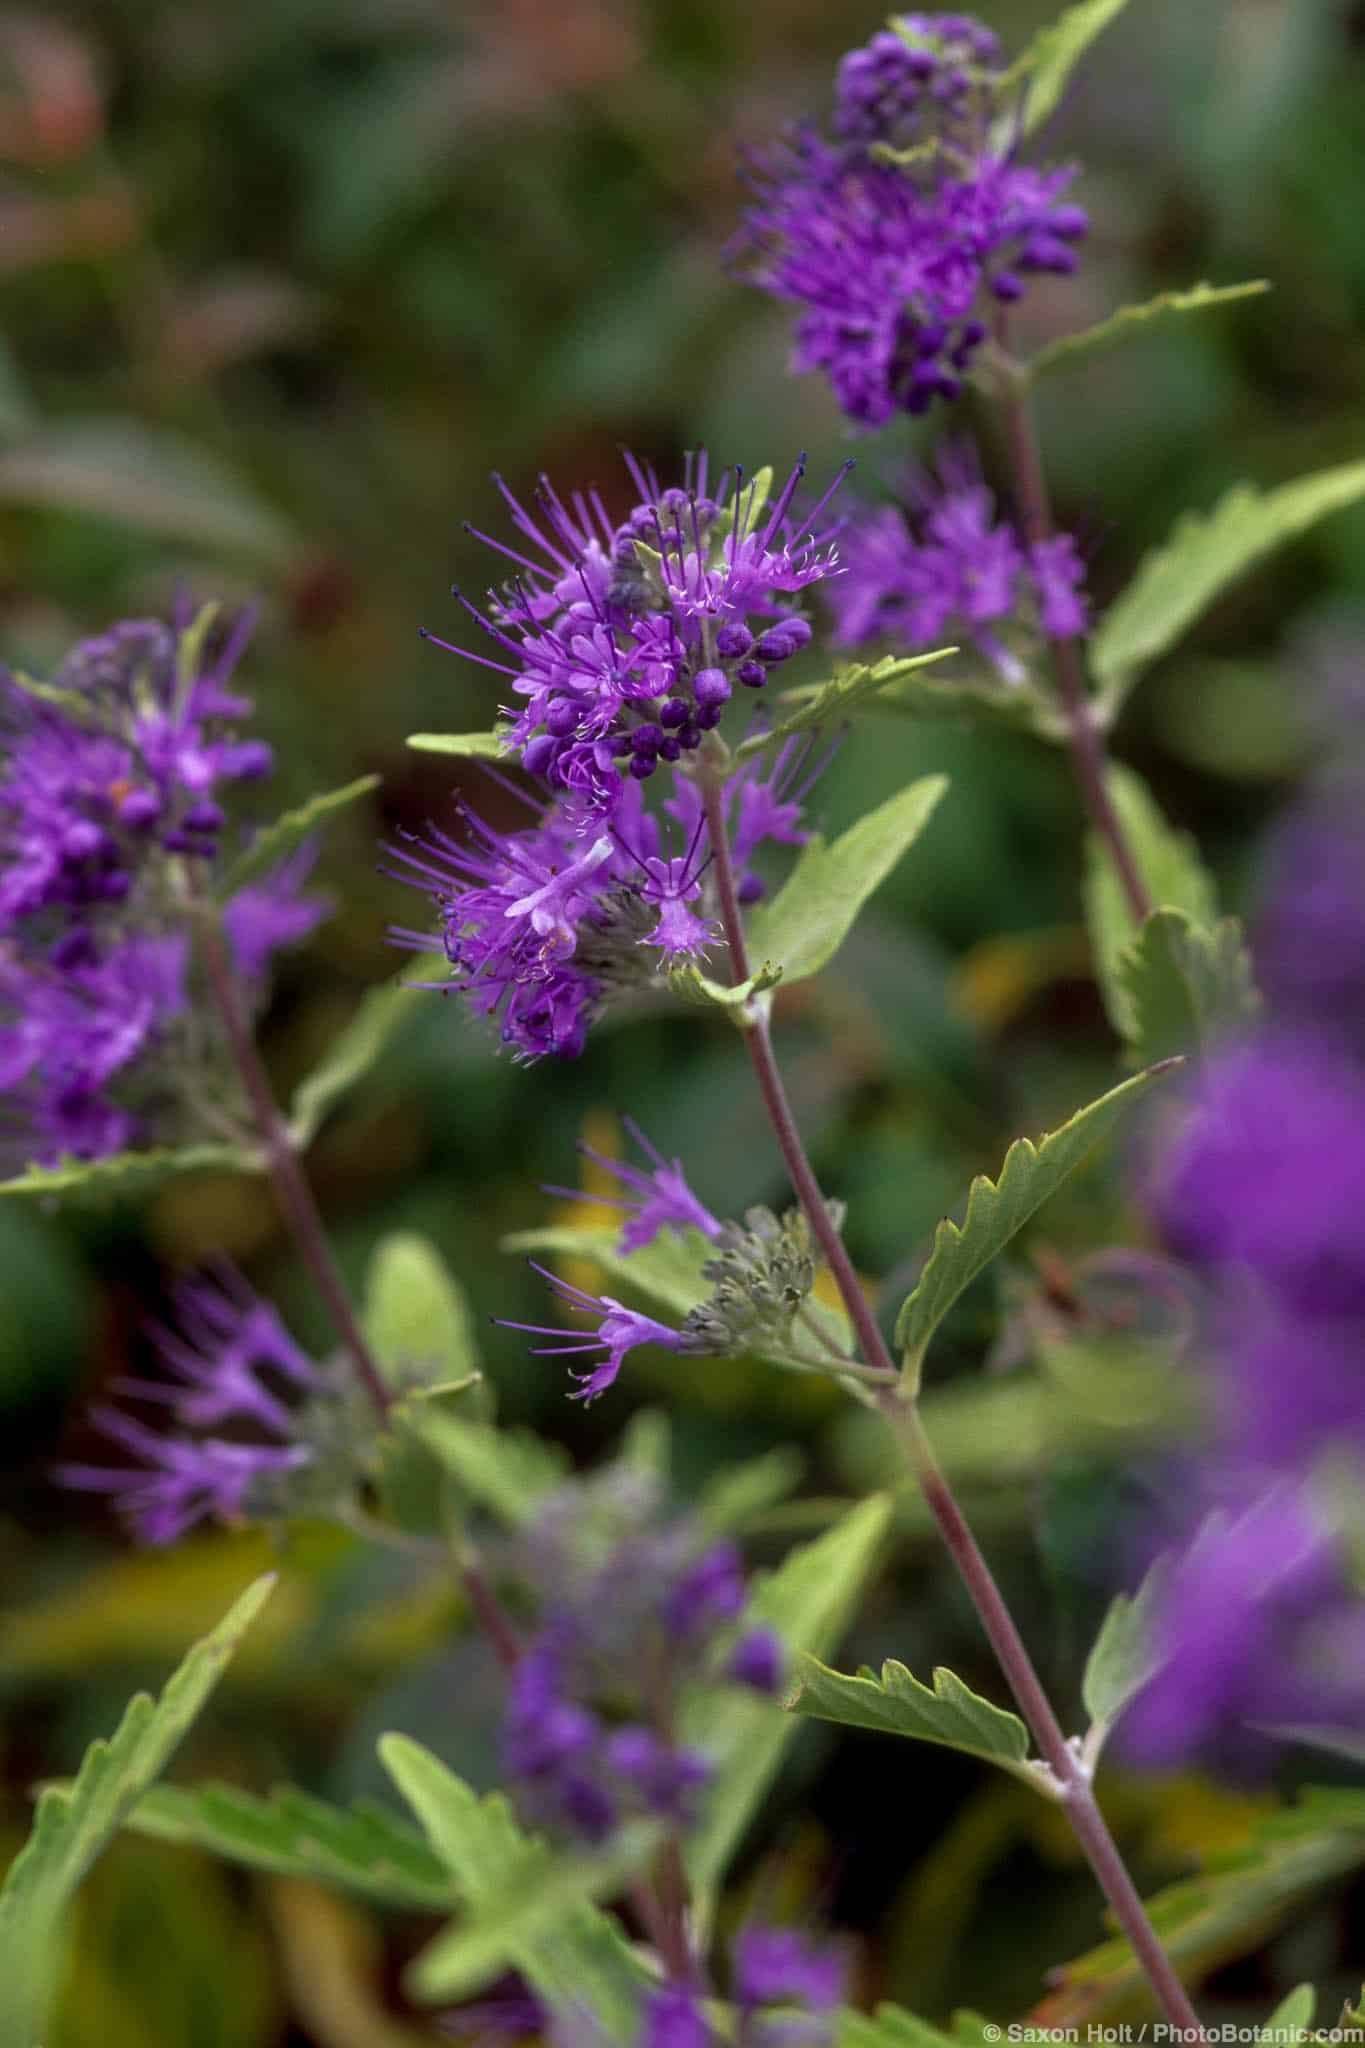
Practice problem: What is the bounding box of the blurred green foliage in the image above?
[3,0,1365,2038]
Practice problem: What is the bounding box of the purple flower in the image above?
[1255,802,1365,1054]
[57,1271,322,1543]
[0,611,327,1167]
[729,1627,786,1695]
[0,934,188,1167]
[834,16,1003,146]
[500,1466,789,1850]
[643,1987,712,2048]
[735,37,1087,428]
[497,1265,692,1403]
[825,451,1088,680]
[666,1542,747,1638]
[557,1118,723,1253]
[57,1408,311,1546]
[425,453,846,828]
[664,738,825,907]
[222,846,328,981]
[1124,1489,1365,1770]
[736,1925,843,2039]
[388,779,714,1062]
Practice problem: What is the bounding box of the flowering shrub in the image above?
[5,6,1365,2046]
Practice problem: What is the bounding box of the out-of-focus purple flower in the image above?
[825,453,1088,680]
[666,1542,747,1638]
[388,778,714,1063]
[57,1408,312,1546]
[1255,802,1365,1054]
[735,1926,845,2048]
[1,615,271,918]
[735,18,1087,426]
[643,1986,712,2048]
[497,1265,693,1404]
[1124,1490,1365,1770]
[834,16,1002,146]
[557,1118,723,1253]
[500,1465,785,1850]
[426,454,846,830]
[0,933,188,1166]
[56,1270,323,1543]
[0,610,328,1167]
[222,846,328,981]
[728,1627,786,1695]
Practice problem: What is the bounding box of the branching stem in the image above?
[698,771,1203,2037]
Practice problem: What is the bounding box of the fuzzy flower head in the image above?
[1123,1489,1365,1773]
[0,609,327,1167]
[499,1463,787,1846]
[389,735,833,1061]
[735,17,1087,425]
[424,452,846,829]
[826,449,1088,682]
[387,776,717,1062]
[57,1270,331,1544]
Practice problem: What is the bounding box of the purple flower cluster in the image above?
[1125,797,1365,1767]
[391,744,821,1062]
[826,450,1088,678]
[0,612,326,1165]
[834,15,1002,146]
[736,17,1087,425]
[639,1927,844,2048]
[501,1469,784,1845]
[57,1270,324,1544]
[429,452,844,829]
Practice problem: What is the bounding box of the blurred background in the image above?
[2,0,1364,2039]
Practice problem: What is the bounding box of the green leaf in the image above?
[122,1781,455,1912]
[838,2005,994,2048]
[289,972,422,1148]
[0,419,297,564]
[787,1655,1045,1793]
[1004,0,1132,136]
[0,1575,273,2045]
[411,1410,569,1528]
[1043,1787,1365,2023]
[1091,461,1365,714]
[218,773,380,896]
[685,1494,893,1921]
[1117,910,1261,1065]
[747,777,948,985]
[1262,1986,1314,2038]
[403,1821,657,2004]
[736,649,958,755]
[667,958,783,1018]
[378,1736,649,2030]
[695,1447,806,1536]
[1083,767,1219,1040]
[0,1143,259,1203]
[1081,1552,1171,1750]
[365,1233,480,1389]
[405,730,508,758]
[1032,281,1270,378]
[893,1065,1174,1388]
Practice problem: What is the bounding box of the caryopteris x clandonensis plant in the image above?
[7,7,1365,2045]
